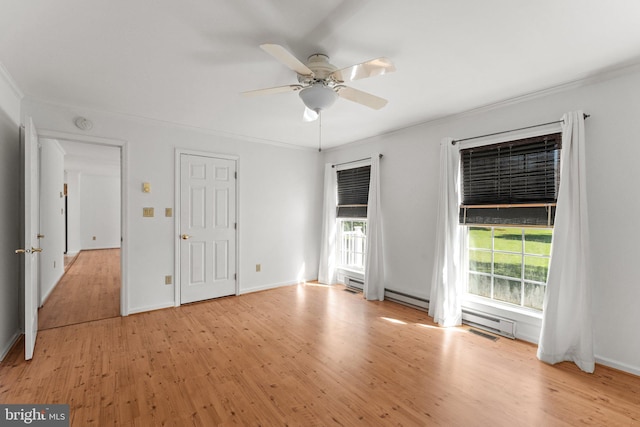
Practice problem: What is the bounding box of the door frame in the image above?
[174,149,240,306]
[37,129,129,316]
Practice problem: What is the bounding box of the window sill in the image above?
[337,267,364,279]
[463,294,543,320]
[462,294,543,344]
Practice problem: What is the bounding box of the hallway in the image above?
[38,249,120,330]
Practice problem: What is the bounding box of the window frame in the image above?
[336,218,368,273]
[334,159,372,275]
[457,124,562,322]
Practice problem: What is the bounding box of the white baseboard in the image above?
[595,355,640,377]
[127,302,175,315]
[0,330,21,362]
[239,278,315,295]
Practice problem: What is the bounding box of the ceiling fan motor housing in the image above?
[298,54,337,84]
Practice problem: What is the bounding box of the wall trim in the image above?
[0,330,21,362]
[239,279,313,295]
[26,96,316,152]
[595,355,640,378]
[325,58,640,153]
[0,62,23,126]
[128,302,176,316]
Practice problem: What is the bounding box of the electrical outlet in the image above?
[165,208,172,217]
[92,236,96,240]
[165,275,172,285]
[143,207,154,217]
[256,264,261,272]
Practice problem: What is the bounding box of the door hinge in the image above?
[234,223,237,230]
[234,273,237,280]
[234,171,237,179]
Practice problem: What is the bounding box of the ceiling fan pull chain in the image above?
[318,112,322,152]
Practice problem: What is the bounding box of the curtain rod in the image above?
[451,113,590,145]
[332,154,383,168]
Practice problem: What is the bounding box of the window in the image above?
[336,165,371,271]
[337,219,367,271]
[460,133,561,311]
[467,226,551,310]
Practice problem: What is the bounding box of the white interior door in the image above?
[19,117,41,360]
[180,154,237,303]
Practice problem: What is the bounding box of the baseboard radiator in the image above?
[462,308,516,339]
[384,289,429,311]
[344,276,364,291]
[381,289,517,339]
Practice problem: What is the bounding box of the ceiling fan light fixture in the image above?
[299,83,338,113]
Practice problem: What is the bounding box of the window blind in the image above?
[459,133,561,227]
[337,165,371,218]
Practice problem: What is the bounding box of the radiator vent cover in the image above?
[462,309,516,339]
[384,289,429,311]
[345,276,364,291]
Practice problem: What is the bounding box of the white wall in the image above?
[65,170,81,254]
[79,174,121,249]
[0,65,22,360]
[323,65,640,376]
[39,139,65,305]
[23,98,323,315]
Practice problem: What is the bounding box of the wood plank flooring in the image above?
[38,249,120,330]
[2,283,639,426]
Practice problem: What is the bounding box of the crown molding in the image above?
[0,62,24,100]
[0,62,24,126]
[326,58,640,154]
[25,96,317,153]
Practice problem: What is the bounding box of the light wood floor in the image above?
[2,283,639,426]
[38,249,120,330]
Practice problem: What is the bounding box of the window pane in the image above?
[337,219,367,271]
[468,273,491,298]
[469,227,491,249]
[524,229,552,255]
[524,256,549,282]
[469,250,492,273]
[494,278,521,305]
[523,282,545,310]
[493,228,522,252]
[494,253,521,279]
[466,226,551,311]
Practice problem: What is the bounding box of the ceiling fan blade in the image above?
[260,44,314,77]
[336,86,388,110]
[330,57,395,83]
[241,84,303,97]
[303,107,319,122]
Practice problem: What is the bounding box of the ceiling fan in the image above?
[242,44,396,121]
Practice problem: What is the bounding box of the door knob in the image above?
[181,234,191,240]
[37,234,45,239]
[15,248,30,254]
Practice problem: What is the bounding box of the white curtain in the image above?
[428,138,463,327]
[318,163,337,285]
[364,154,384,300]
[537,111,594,373]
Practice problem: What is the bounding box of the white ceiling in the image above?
[2,1,640,150]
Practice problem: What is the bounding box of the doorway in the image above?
[37,136,124,329]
